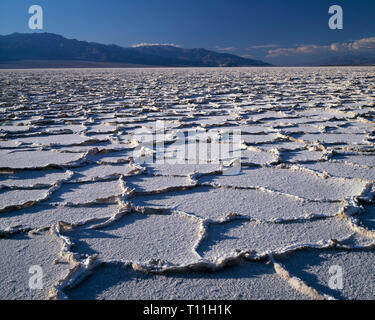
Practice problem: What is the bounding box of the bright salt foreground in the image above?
[0,67,374,300]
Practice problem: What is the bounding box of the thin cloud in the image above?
[131,43,181,48]
[215,46,236,51]
[266,36,375,57]
[267,45,329,57]
[248,44,280,49]
[330,36,375,52]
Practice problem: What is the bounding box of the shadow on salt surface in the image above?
[280,150,324,163]
[125,174,191,193]
[66,261,311,300]
[131,185,344,221]
[197,217,356,260]
[276,248,375,300]
[0,203,118,230]
[48,180,122,205]
[290,133,371,146]
[143,163,221,176]
[0,169,69,188]
[301,161,375,182]
[240,149,277,165]
[198,220,245,253]
[85,148,134,164]
[198,166,368,201]
[332,152,375,168]
[11,134,92,147]
[359,204,375,231]
[71,163,134,182]
[255,140,306,151]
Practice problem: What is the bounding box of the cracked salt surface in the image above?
[0,67,374,300]
[199,167,369,201]
[198,217,366,260]
[0,169,72,188]
[0,204,119,230]
[0,150,84,169]
[48,180,124,206]
[131,186,344,220]
[65,212,200,265]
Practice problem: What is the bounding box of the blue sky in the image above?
[1,0,375,65]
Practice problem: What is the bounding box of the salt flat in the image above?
[0,67,374,300]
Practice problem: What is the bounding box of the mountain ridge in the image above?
[0,32,271,68]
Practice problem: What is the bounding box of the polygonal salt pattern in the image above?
[0,67,374,300]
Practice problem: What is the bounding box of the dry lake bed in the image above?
[0,67,374,300]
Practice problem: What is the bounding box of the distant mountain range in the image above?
[0,33,271,68]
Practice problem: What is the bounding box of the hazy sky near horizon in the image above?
[1,0,375,65]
